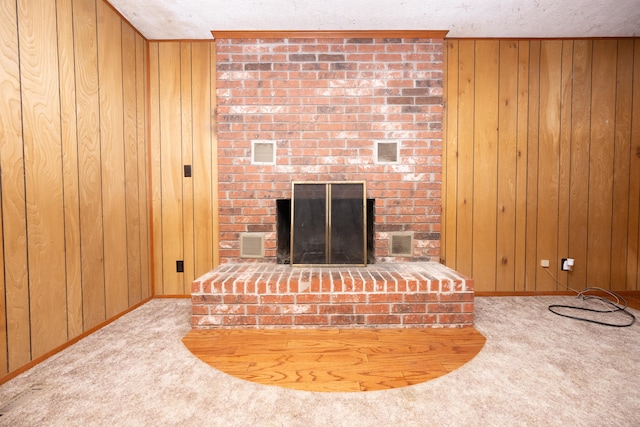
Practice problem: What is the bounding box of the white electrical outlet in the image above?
[561,258,574,271]
[540,259,550,268]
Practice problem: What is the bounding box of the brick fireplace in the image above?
[216,35,444,261]
[191,34,475,329]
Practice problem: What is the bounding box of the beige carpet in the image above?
[0,296,638,426]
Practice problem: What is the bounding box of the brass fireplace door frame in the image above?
[290,181,367,267]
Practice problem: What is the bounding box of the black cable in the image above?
[548,288,637,328]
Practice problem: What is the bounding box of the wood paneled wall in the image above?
[3,9,636,380]
[148,41,218,295]
[443,39,640,293]
[0,0,150,377]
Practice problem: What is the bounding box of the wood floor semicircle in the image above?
[182,327,487,392]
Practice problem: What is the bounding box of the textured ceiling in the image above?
[107,0,640,40]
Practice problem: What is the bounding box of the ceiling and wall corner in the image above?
[107,0,640,40]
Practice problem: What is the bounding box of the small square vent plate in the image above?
[252,140,275,164]
[389,232,413,256]
[240,233,265,258]
[376,141,399,163]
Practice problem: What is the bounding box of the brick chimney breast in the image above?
[216,37,444,264]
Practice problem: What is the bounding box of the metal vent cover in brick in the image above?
[240,233,265,258]
[389,232,413,256]
[376,141,399,163]
[252,140,275,164]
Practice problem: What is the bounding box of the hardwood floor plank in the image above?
[183,327,486,392]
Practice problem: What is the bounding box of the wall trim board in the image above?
[142,39,216,43]
[210,30,449,40]
[446,37,640,41]
[475,291,640,297]
[152,294,191,299]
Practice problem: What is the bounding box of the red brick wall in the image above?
[216,37,444,263]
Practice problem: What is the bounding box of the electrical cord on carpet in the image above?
[543,269,636,328]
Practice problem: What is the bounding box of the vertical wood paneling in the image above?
[536,41,562,291]
[0,0,150,381]
[148,40,219,295]
[0,190,5,375]
[455,40,475,275]
[122,24,141,304]
[628,40,640,290]
[514,41,530,292]
[192,42,215,277]
[496,40,518,291]
[181,43,194,294]
[556,41,574,290]
[159,42,184,295]
[525,41,541,291]
[148,42,164,295]
[444,38,640,292]
[568,40,592,289]
[97,1,128,317]
[587,40,617,288]
[443,40,459,268]
[56,0,83,341]
[136,34,151,299]
[0,0,26,374]
[610,40,634,290]
[18,0,68,358]
[74,0,106,330]
[472,40,499,291]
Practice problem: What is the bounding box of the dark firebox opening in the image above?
[276,199,375,265]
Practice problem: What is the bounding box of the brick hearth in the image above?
[191,262,474,329]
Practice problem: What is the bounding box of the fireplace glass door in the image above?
[291,182,366,266]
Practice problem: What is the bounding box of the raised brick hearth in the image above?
[192,262,474,329]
